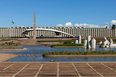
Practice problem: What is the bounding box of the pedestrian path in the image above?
[0,62,116,77]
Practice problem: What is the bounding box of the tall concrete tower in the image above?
[33,12,36,39]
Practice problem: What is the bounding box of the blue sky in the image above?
[0,0,116,28]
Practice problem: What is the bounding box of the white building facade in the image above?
[0,26,116,38]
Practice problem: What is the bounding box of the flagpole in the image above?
[11,20,14,39]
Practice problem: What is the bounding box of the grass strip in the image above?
[37,40,75,42]
[0,37,24,39]
[43,50,116,55]
[51,43,84,46]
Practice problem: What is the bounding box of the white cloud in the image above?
[74,24,82,27]
[74,23,99,27]
[111,20,116,25]
[56,24,63,27]
[104,22,109,25]
[65,22,73,27]
[56,22,105,28]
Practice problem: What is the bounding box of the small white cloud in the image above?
[74,23,99,27]
[104,22,109,25]
[111,20,116,25]
[65,22,73,27]
[56,22,106,28]
[74,24,82,27]
[56,24,63,27]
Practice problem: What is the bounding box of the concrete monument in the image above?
[87,35,91,49]
[78,35,81,44]
[109,39,116,47]
[33,12,36,39]
[84,35,96,49]
[110,39,113,46]
[99,37,116,48]
[91,38,96,49]
[75,40,78,44]
[75,35,81,44]
[84,39,87,49]
[103,37,110,48]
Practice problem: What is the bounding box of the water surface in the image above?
[0,45,116,62]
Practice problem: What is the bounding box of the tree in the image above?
[112,24,116,29]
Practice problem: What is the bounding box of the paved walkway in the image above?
[0,53,17,62]
[0,62,116,77]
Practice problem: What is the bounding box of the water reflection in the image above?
[0,45,115,62]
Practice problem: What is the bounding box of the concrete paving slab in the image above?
[0,62,116,77]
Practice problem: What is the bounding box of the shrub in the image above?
[1,43,5,46]
[0,41,19,46]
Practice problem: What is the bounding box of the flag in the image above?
[12,20,14,24]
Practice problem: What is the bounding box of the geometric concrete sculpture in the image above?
[103,41,109,48]
[84,39,87,49]
[104,37,107,41]
[109,39,116,47]
[91,38,96,49]
[103,37,110,48]
[75,35,81,44]
[84,35,96,49]
[99,37,116,48]
[75,40,78,44]
[78,35,81,44]
[87,35,91,42]
[99,41,103,48]
[110,39,113,46]
[104,37,110,44]
[87,35,91,49]
[99,41,102,45]
[87,41,91,49]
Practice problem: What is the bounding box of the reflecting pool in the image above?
[0,45,116,62]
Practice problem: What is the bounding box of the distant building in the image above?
[0,26,116,38]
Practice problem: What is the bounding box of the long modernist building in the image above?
[0,26,116,38]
